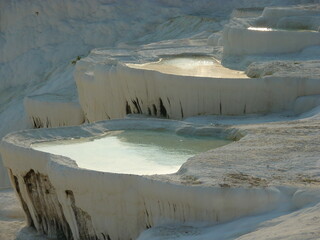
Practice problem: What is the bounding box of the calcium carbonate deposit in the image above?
[1,1,320,240]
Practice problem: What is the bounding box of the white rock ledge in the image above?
[223,25,320,56]
[24,94,85,128]
[1,118,320,240]
[74,48,320,123]
[223,5,320,56]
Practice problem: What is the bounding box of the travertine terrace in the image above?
[0,1,320,240]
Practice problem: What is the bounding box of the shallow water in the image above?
[248,26,317,32]
[33,130,230,175]
[127,57,248,78]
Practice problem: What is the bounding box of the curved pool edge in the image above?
[1,118,319,240]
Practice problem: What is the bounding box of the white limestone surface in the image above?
[138,200,320,240]
[294,95,320,115]
[24,94,84,128]
[138,189,320,240]
[230,7,264,18]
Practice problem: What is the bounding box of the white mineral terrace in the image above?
[127,57,248,78]
[33,130,230,175]
[1,1,320,240]
[2,117,320,240]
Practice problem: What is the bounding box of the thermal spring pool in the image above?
[126,57,248,78]
[33,130,230,175]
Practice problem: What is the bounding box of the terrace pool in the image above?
[33,129,230,175]
[127,57,248,78]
